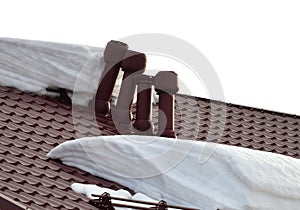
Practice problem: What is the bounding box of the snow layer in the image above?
[71,183,157,209]
[71,183,132,200]
[0,38,157,106]
[47,135,300,210]
[0,38,105,106]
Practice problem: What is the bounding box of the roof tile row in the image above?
[1,85,300,209]
[0,86,130,210]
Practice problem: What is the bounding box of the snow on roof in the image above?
[71,183,160,209]
[71,183,173,209]
[47,135,300,210]
[0,38,105,106]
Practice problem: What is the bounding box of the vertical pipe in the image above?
[133,75,153,134]
[95,40,128,115]
[113,51,146,125]
[154,71,179,138]
[157,91,176,138]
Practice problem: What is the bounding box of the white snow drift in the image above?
[0,38,106,106]
[71,183,132,200]
[71,183,157,209]
[47,135,300,210]
[0,38,158,105]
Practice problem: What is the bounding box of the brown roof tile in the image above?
[0,85,300,209]
[0,86,129,210]
[172,95,300,158]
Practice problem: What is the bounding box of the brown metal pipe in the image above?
[133,75,153,134]
[113,51,146,125]
[157,91,176,138]
[154,71,179,138]
[95,40,128,115]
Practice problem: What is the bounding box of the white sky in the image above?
[1,0,300,115]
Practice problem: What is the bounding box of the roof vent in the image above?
[95,41,179,138]
[132,74,154,134]
[95,40,129,115]
[113,51,147,126]
[154,71,179,138]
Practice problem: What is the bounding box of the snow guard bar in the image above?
[89,192,200,210]
[95,40,179,138]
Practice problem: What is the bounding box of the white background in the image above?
[1,0,299,115]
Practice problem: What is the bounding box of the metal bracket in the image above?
[156,200,168,210]
[97,192,115,210]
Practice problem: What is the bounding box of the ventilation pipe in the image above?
[154,71,179,138]
[133,74,153,134]
[95,40,128,115]
[113,51,146,129]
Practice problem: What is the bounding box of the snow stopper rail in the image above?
[90,193,200,210]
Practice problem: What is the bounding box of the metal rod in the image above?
[91,194,199,210]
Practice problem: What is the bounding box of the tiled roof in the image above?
[0,86,129,210]
[0,85,300,209]
[173,95,300,158]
